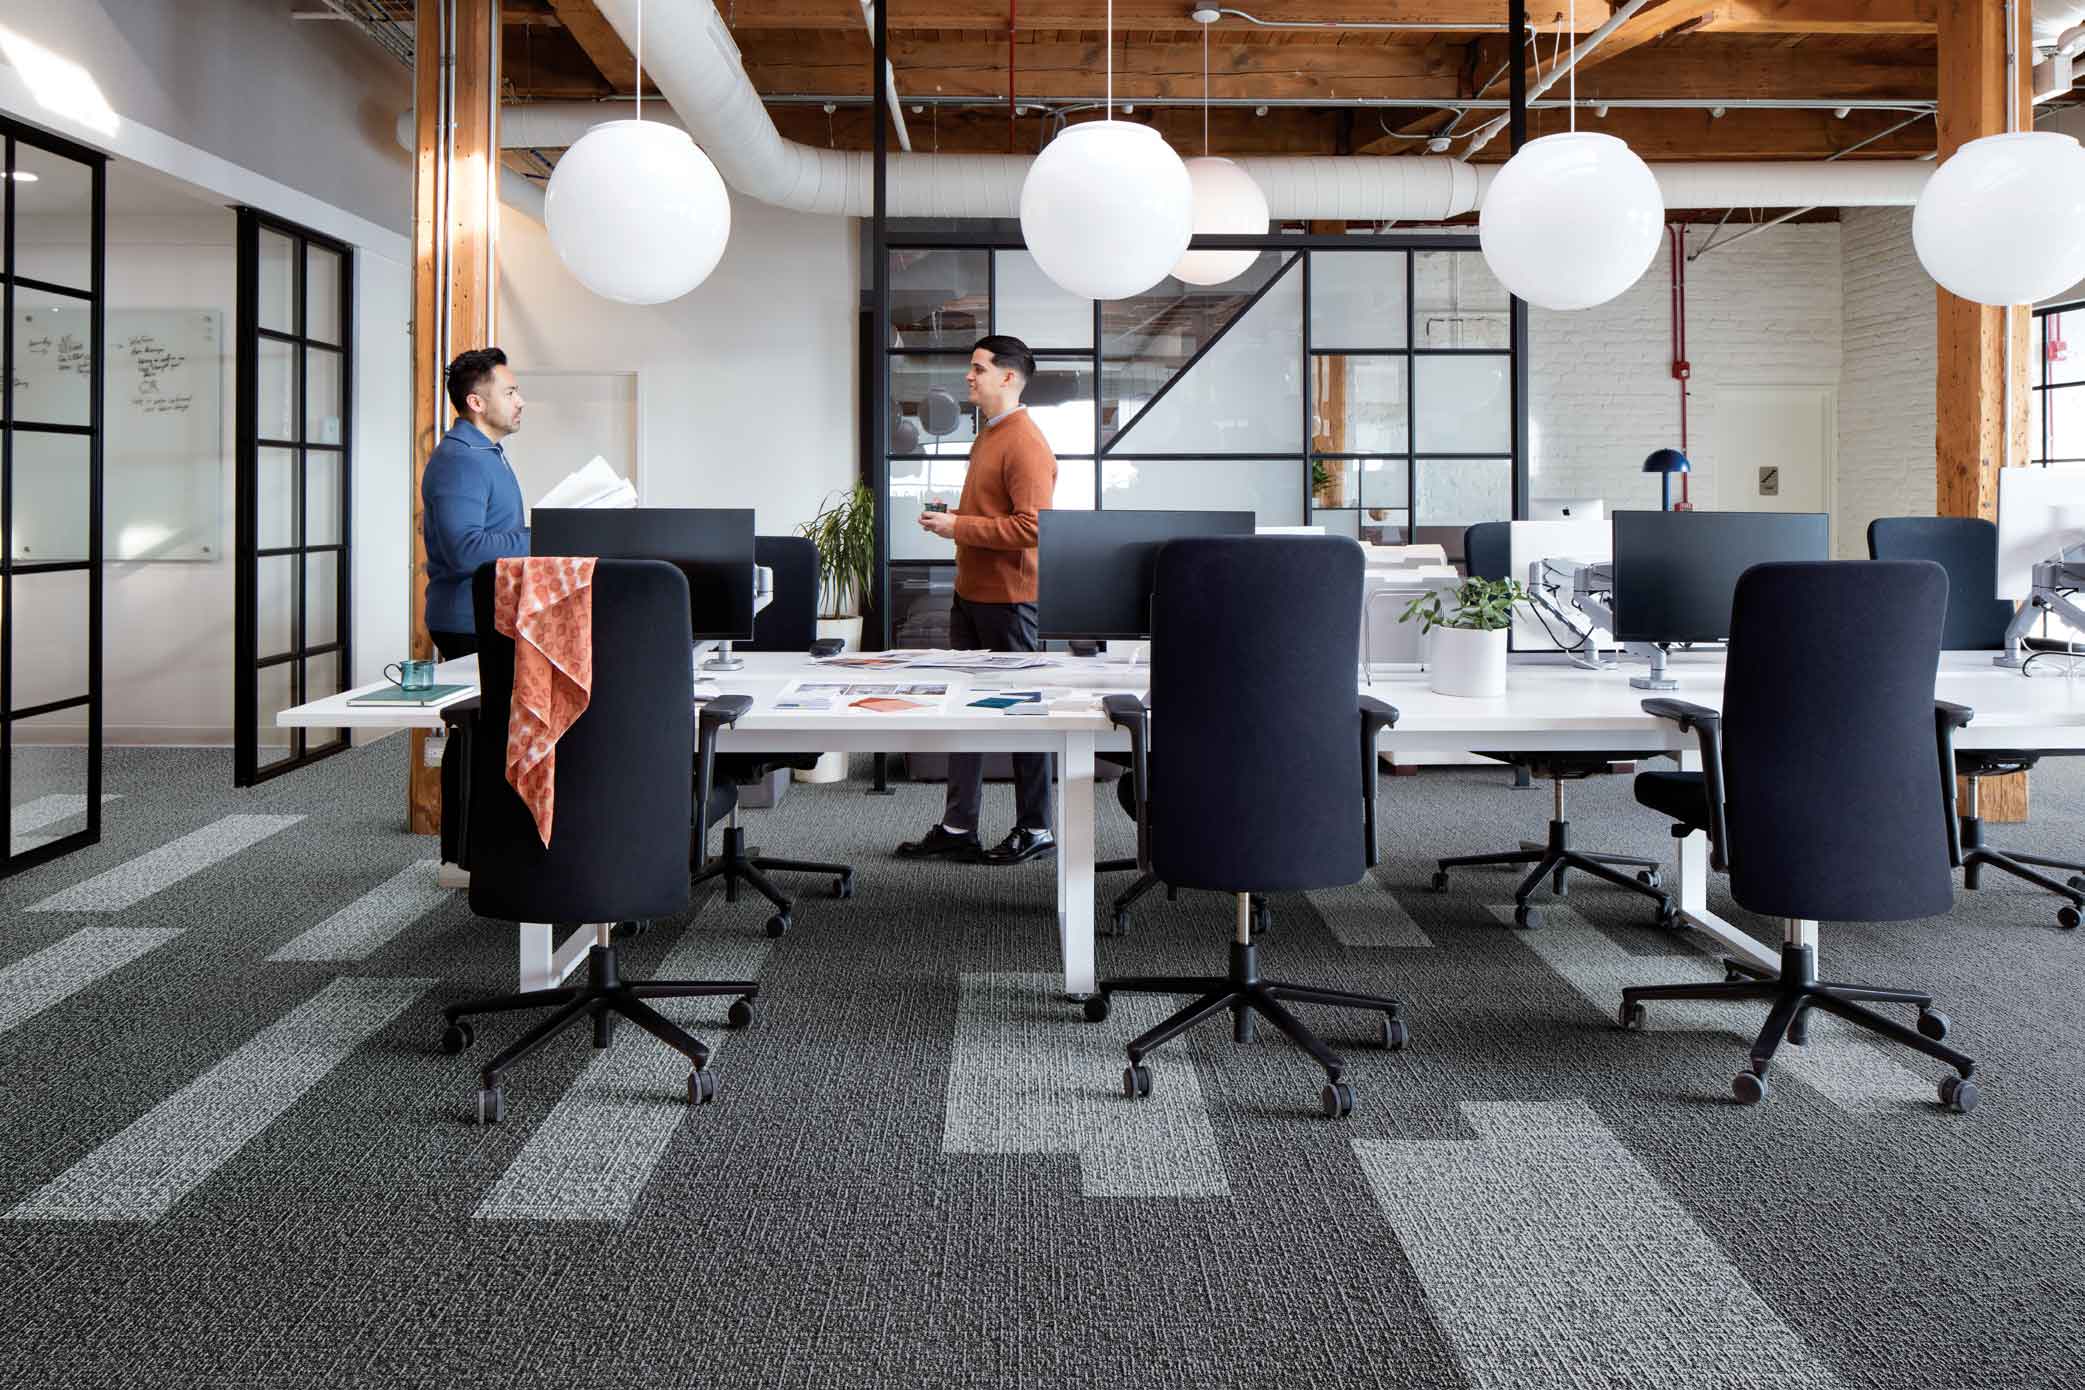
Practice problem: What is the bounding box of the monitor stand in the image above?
[1996,546,2085,669]
[1629,644,1677,691]
[701,639,745,673]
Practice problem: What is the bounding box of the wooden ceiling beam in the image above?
[729,2,1610,32]
[543,0,640,89]
[1700,0,1938,35]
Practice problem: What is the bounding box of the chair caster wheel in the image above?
[1732,1070,1768,1105]
[1939,1074,1979,1113]
[1083,995,1110,1024]
[1637,869,1664,889]
[1617,1001,1647,1031]
[1381,1015,1408,1051]
[726,997,755,1029]
[1165,885,1179,902]
[2060,904,2081,931]
[1917,1009,1950,1041]
[1551,873,1568,898]
[1233,1007,1257,1044]
[1513,905,1541,929]
[833,874,854,900]
[1430,870,1449,892]
[1320,1081,1355,1119]
[1251,904,1272,937]
[441,1021,474,1055]
[764,912,791,939]
[475,1085,505,1125]
[2070,875,2085,893]
[1123,1063,1152,1098]
[1108,910,1130,939]
[1658,903,1684,932]
[688,1069,718,1106]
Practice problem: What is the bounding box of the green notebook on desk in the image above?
[345,683,471,707]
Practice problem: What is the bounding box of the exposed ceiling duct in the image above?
[462,0,1933,223]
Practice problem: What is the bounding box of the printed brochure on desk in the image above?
[773,680,954,714]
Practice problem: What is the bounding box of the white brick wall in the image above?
[1836,207,1937,557]
[1529,223,1845,521]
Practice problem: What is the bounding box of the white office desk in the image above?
[281,650,2085,991]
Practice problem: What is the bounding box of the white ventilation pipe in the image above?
[478,0,1934,222]
[393,111,546,222]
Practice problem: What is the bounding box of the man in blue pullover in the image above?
[424,347,530,658]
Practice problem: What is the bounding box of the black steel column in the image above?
[1508,0,1532,521]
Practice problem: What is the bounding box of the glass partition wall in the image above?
[879,229,1522,645]
[2,120,106,876]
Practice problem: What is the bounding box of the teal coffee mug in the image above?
[385,658,436,691]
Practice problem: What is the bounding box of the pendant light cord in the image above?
[1202,22,1210,154]
[1568,0,1576,133]
[1106,0,1114,120]
[635,0,643,122]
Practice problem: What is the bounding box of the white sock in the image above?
[941,822,972,837]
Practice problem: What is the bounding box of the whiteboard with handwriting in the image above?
[8,307,223,562]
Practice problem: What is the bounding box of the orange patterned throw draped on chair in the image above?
[492,555,597,847]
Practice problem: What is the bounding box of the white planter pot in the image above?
[1426,624,1509,699]
[795,616,865,784]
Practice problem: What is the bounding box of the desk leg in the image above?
[517,922,599,993]
[1057,732,1097,999]
[1674,750,1779,975]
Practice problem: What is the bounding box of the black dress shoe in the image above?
[980,828,1056,865]
[896,825,983,860]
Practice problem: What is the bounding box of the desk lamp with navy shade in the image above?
[1643,448,1690,511]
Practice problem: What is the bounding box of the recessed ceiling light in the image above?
[7,171,39,182]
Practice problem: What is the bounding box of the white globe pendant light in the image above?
[546,120,730,304]
[1914,130,2085,305]
[543,0,730,305]
[1478,131,1664,312]
[1018,1,1193,299]
[1170,21,1267,287]
[1173,158,1269,285]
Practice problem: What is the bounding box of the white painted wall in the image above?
[495,194,861,537]
[1529,223,1845,529]
[1836,207,1937,556]
[0,0,413,236]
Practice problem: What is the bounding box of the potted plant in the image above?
[1399,575,1527,699]
[793,482,876,782]
[798,481,876,652]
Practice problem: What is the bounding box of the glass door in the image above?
[234,209,352,785]
[2,119,105,876]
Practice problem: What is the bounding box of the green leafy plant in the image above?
[1399,576,1528,634]
[798,482,876,619]
[1310,459,1331,494]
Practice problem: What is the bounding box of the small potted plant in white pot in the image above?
[794,482,875,782]
[1399,575,1528,699]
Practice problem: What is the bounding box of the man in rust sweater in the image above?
[898,335,1060,866]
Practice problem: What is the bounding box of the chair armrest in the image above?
[438,695,481,730]
[1104,695,1151,870]
[693,696,754,872]
[1936,700,1973,867]
[1641,698,1730,873]
[809,637,845,658]
[1359,696,1399,869]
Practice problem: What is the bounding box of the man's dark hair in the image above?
[974,334,1036,382]
[445,346,508,418]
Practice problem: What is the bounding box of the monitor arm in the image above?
[1531,557,1672,682]
[1996,543,2085,670]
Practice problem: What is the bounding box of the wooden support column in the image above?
[1936,0,2032,821]
[410,0,501,836]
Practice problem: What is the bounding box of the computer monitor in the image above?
[1037,510,1256,640]
[1995,462,2085,600]
[531,508,756,642]
[1610,509,1829,645]
[1530,497,1605,522]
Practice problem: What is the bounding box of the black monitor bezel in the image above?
[1036,509,1259,641]
[530,507,757,642]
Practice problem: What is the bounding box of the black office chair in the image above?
[1084,536,1404,1119]
[694,535,857,938]
[1430,521,1676,930]
[1619,560,1981,1112]
[1869,516,2083,929]
[438,560,760,1124]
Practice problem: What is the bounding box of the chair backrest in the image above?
[1464,521,1511,582]
[1149,536,1366,894]
[748,534,820,653]
[1866,515,2014,650]
[1722,559,1952,923]
[467,559,695,924]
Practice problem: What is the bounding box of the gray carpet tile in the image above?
[1,739,2083,1387]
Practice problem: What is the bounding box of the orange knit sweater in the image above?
[951,408,1057,603]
